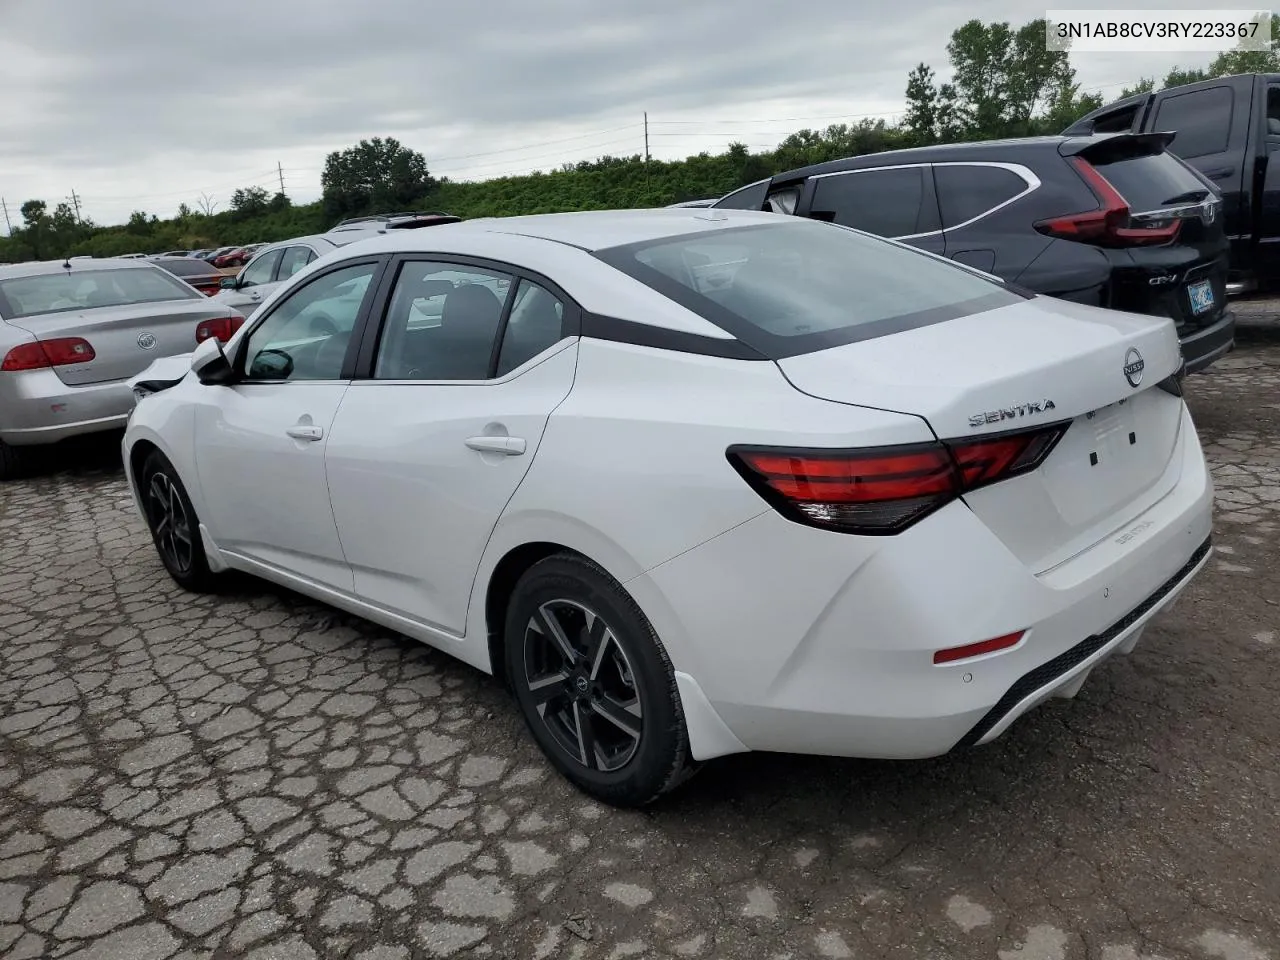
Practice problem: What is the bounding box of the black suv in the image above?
[713,133,1234,373]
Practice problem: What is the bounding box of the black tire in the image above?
[139,450,220,593]
[505,553,696,807]
[0,440,24,481]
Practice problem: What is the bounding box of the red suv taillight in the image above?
[195,315,245,344]
[0,337,96,372]
[1034,156,1181,247]
[727,423,1069,535]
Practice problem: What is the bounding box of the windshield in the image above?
[595,220,1022,358]
[0,266,200,319]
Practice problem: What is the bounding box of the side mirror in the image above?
[219,276,238,289]
[191,337,236,385]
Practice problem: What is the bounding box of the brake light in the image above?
[727,423,1068,534]
[195,315,245,344]
[1035,156,1181,247]
[1,337,96,372]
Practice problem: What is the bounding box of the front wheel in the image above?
[505,554,695,807]
[139,450,220,593]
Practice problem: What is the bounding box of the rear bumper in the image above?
[1180,310,1235,374]
[629,404,1215,762]
[0,368,134,446]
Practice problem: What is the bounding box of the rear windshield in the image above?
[1093,152,1212,211]
[156,258,215,278]
[594,220,1021,357]
[0,266,199,319]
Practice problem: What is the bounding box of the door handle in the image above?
[248,291,261,299]
[465,436,526,455]
[286,425,324,441]
[1203,166,1234,180]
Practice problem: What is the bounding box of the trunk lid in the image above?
[7,300,238,386]
[776,295,1187,570]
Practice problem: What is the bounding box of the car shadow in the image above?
[13,430,126,481]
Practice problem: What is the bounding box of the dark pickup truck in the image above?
[1065,73,1280,295]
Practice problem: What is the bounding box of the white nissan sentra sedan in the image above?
[122,209,1213,806]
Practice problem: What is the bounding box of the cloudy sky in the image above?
[0,0,1237,228]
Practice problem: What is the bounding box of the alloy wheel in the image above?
[522,599,644,772]
[146,471,194,574]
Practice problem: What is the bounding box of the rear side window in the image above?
[1153,86,1232,159]
[1092,152,1212,211]
[809,167,937,238]
[595,220,1020,358]
[0,266,198,319]
[713,180,769,211]
[935,165,1028,229]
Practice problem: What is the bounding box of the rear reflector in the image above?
[1,337,96,372]
[195,315,245,344]
[933,631,1025,665]
[728,423,1068,535]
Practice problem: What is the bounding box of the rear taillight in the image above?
[1034,156,1181,248]
[728,423,1068,535]
[195,315,245,344]
[0,337,96,372]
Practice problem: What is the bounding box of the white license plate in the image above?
[1187,279,1214,315]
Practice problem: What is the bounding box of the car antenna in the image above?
[62,256,72,271]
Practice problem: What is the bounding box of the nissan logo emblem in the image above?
[137,332,157,350]
[1123,347,1145,388]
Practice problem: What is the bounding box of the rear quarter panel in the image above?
[466,338,935,678]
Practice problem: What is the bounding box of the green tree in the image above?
[1207,13,1280,75]
[903,64,941,145]
[1120,78,1156,98]
[321,136,433,219]
[1163,66,1211,88]
[230,185,271,219]
[945,18,1076,137]
[19,200,46,230]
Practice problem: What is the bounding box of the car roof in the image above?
[761,136,1075,184]
[0,258,154,281]
[345,208,785,256]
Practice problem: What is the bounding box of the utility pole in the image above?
[277,161,286,197]
[1,197,11,236]
[68,189,82,223]
[644,112,650,162]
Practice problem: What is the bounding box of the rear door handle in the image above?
[465,436,526,455]
[286,425,324,441]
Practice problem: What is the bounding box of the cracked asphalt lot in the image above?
[2,315,1279,960]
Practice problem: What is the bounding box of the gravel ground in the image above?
[1,310,1278,960]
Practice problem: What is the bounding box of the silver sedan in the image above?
[0,258,246,478]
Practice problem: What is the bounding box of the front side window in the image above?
[374,262,513,380]
[238,249,283,288]
[0,266,198,319]
[809,167,936,238]
[595,220,1020,358]
[242,262,377,382]
[1154,86,1233,159]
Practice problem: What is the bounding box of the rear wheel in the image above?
[505,554,695,807]
[140,450,219,592]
